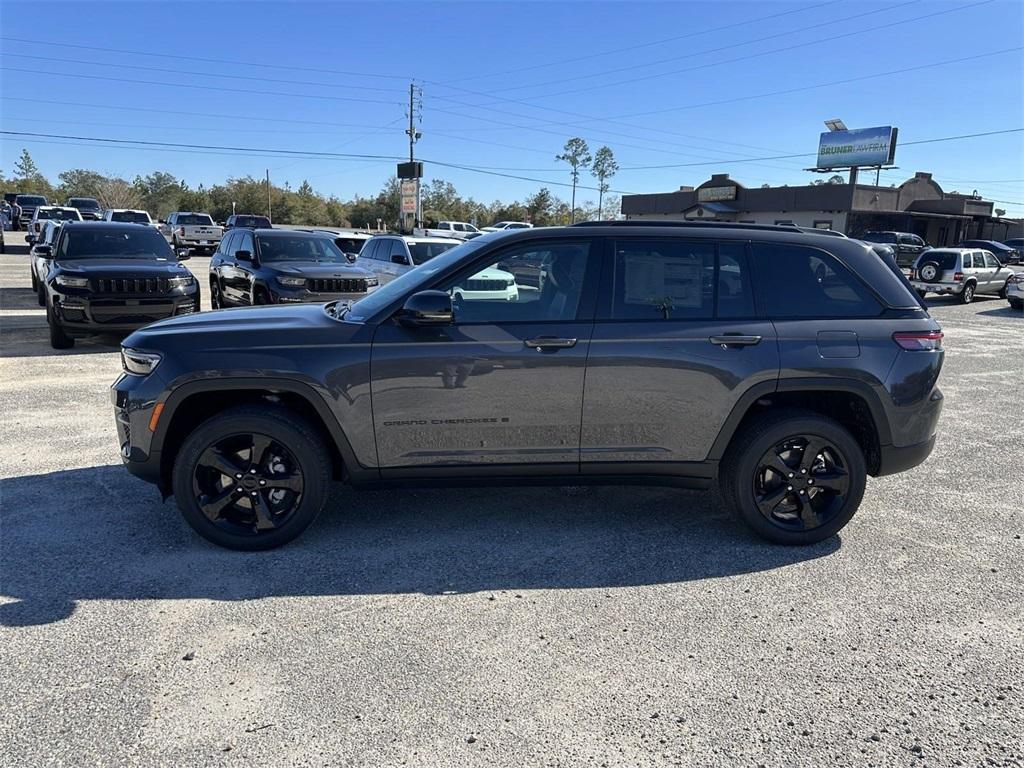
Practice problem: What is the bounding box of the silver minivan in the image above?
[910,248,1016,303]
[355,235,461,284]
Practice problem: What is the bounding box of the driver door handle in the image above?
[524,336,577,350]
[709,334,762,347]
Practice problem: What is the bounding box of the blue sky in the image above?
[1,0,1022,214]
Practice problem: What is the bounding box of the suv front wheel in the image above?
[172,405,331,550]
[721,410,866,545]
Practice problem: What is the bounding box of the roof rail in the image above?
[570,220,804,233]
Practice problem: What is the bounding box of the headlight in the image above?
[277,276,307,287]
[168,275,196,289]
[121,348,162,376]
[365,277,379,287]
[55,275,89,288]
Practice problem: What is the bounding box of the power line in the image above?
[0,67,403,107]
[435,0,841,83]
[482,0,926,95]
[0,130,636,194]
[612,128,1024,170]
[608,47,1024,119]
[2,53,406,94]
[0,36,410,81]
[0,115,397,137]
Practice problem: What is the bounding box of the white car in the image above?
[103,209,154,225]
[415,221,482,240]
[480,221,533,232]
[451,266,519,302]
[26,206,82,244]
[296,228,374,259]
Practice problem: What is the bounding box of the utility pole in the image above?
[266,169,272,222]
[405,83,423,230]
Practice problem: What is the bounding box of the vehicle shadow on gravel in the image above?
[976,306,1023,318]
[0,465,840,627]
[0,328,124,358]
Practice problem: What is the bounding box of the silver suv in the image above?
[910,248,1015,304]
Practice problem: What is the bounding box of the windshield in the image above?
[409,241,457,265]
[69,198,100,209]
[257,234,347,263]
[177,214,214,226]
[863,232,896,244]
[346,238,487,321]
[38,208,81,220]
[57,227,175,261]
[335,237,367,254]
[17,196,47,206]
[111,211,150,223]
[234,216,271,227]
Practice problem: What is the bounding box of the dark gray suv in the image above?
[111,222,944,550]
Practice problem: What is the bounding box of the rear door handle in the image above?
[709,334,762,347]
[525,336,577,351]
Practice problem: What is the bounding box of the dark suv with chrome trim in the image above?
[39,222,200,349]
[208,228,377,307]
[112,221,944,550]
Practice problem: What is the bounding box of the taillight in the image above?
[893,330,943,351]
[953,272,963,282]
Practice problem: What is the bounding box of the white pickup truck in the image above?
[414,221,482,240]
[160,211,223,255]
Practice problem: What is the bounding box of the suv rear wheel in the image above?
[959,282,976,304]
[172,405,331,550]
[721,409,866,545]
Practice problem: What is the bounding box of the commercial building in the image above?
[621,172,1017,245]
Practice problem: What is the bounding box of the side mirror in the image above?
[391,253,408,265]
[235,249,253,262]
[35,244,52,257]
[158,219,166,225]
[25,235,35,244]
[400,290,453,326]
[176,248,191,260]
[345,252,358,263]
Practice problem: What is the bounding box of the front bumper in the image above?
[911,280,963,295]
[111,371,166,488]
[53,291,200,335]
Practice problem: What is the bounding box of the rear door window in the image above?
[752,243,882,318]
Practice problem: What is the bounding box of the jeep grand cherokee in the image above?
[112,222,944,550]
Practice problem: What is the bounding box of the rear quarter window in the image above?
[752,243,883,318]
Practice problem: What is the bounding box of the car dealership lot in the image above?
[1,245,1021,766]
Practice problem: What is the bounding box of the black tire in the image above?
[46,301,74,349]
[253,286,270,305]
[959,282,976,304]
[998,280,1010,300]
[1009,299,1023,311]
[172,405,331,550]
[720,409,866,545]
[209,279,221,309]
[917,260,941,283]
[30,269,38,292]
[37,282,45,307]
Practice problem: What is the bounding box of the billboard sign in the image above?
[697,185,736,202]
[816,126,897,169]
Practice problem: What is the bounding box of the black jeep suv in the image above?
[112,222,944,550]
[209,229,378,307]
[39,222,200,349]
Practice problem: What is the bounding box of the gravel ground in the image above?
[1,245,1022,767]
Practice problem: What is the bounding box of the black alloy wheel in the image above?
[172,406,331,550]
[752,436,850,532]
[192,432,304,536]
[720,409,866,545]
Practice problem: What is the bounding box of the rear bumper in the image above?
[876,434,936,477]
[911,280,963,295]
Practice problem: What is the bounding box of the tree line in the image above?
[2,148,620,229]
